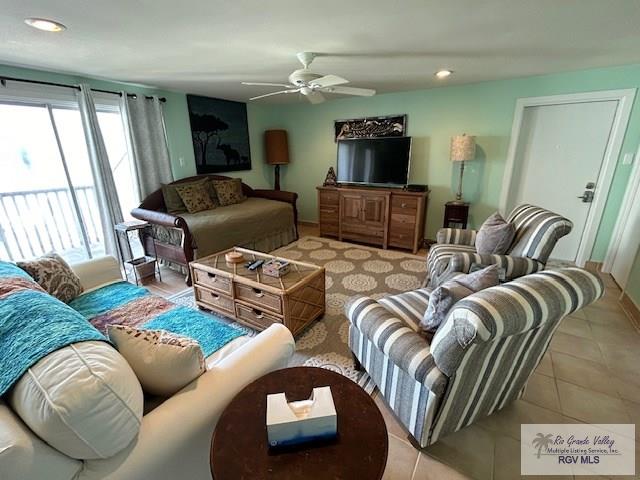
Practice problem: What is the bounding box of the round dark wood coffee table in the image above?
[210,366,388,479]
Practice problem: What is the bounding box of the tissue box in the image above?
[266,386,337,448]
[262,259,290,278]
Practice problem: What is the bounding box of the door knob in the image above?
[577,191,595,203]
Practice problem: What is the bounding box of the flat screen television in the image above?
[336,136,411,186]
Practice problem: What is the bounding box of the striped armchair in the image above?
[347,268,603,448]
[426,204,572,287]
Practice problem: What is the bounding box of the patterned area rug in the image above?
[169,236,427,394]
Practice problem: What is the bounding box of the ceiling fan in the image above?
[242,52,376,104]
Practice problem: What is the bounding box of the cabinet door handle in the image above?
[252,309,264,319]
[207,272,217,281]
[210,293,219,300]
[401,203,407,208]
[252,287,264,298]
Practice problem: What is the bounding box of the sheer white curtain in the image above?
[78,84,123,256]
[120,94,173,199]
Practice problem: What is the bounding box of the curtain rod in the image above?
[0,76,167,102]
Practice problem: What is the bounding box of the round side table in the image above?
[210,366,388,480]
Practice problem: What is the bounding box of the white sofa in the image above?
[0,256,295,480]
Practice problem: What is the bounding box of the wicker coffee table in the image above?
[190,247,325,336]
[210,367,388,480]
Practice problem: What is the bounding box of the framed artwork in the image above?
[334,114,407,141]
[187,94,252,173]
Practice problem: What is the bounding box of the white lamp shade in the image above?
[450,135,476,162]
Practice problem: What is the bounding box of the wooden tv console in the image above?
[317,185,429,254]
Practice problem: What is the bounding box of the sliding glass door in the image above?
[0,99,136,262]
[0,102,91,262]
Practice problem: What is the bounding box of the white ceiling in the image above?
[1,0,639,102]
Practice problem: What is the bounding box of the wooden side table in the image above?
[210,367,388,480]
[443,201,470,229]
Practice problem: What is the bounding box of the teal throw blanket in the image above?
[0,262,105,396]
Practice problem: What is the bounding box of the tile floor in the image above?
[143,224,640,479]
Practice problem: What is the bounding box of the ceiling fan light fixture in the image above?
[24,17,66,32]
[435,69,453,79]
[242,52,376,104]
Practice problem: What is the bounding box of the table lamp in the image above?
[264,129,290,191]
[450,134,476,203]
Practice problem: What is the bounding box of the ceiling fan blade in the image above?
[306,91,326,104]
[249,89,299,101]
[309,74,349,89]
[323,85,376,97]
[242,82,294,88]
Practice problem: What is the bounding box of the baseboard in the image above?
[620,292,640,332]
[585,260,602,272]
[298,220,319,227]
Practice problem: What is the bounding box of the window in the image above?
[0,84,138,263]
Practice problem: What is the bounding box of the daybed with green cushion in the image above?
[131,175,298,284]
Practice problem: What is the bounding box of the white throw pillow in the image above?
[108,325,206,397]
[8,341,143,460]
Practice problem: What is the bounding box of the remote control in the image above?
[247,259,264,271]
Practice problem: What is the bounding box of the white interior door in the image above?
[508,100,618,262]
[609,157,640,287]
[611,209,640,288]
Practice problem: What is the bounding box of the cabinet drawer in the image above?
[342,223,384,238]
[319,208,339,225]
[319,190,339,205]
[193,269,232,295]
[235,283,282,313]
[391,213,416,227]
[389,231,414,248]
[319,218,339,230]
[195,287,234,313]
[391,196,419,211]
[235,303,281,330]
[319,205,339,215]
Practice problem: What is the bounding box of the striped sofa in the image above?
[426,204,572,287]
[346,267,603,447]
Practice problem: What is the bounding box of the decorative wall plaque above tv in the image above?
[334,114,406,141]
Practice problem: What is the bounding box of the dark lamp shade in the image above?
[264,130,290,165]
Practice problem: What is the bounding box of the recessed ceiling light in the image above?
[24,18,67,32]
[435,69,453,79]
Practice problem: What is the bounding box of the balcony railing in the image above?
[0,186,104,263]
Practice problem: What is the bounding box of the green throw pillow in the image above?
[175,183,216,214]
[213,178,246,207]
[161,183,186,214]
[162,179,218,214]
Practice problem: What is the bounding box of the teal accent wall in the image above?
[1,63,639,263]
[260,63,640,262]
